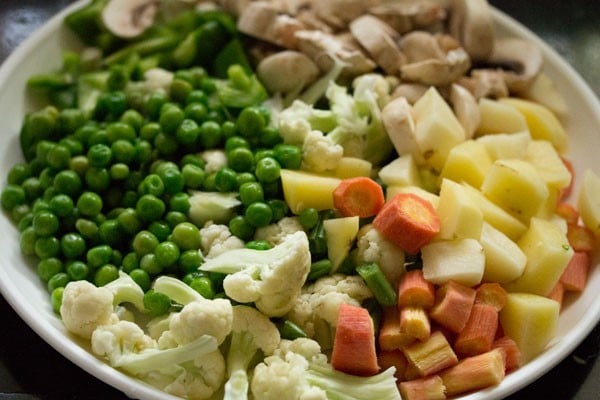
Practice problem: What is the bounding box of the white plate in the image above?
[0,2,599,399]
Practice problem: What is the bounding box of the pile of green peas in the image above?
[1,64,305,316]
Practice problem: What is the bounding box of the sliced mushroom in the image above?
[349,15,405,75]
[449,0,495,60]
[391,83,430,105]
[295,29,376,77]
[368,0,447,34]
[484,38,543,94]
[450,83,480,139]
[257,51,320,94]
[312,0,380,30]
[217,0,251,18]
[458,69,509,99]
[102,0,159,39]
[382,96,418,157]
[401,31,447,63]
[237,2,305,49]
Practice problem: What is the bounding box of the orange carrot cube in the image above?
[475,282,508,312]
[379,306,415,350]
[454,303,499,357]
[403,331,458,377]
[398,269,436,309]
[400,307,431,341]
[555,202,579,225]
[440,348,506,396]
[398,375,447,400]
[560,251,590,292]
[547,282,565,308]
[430,281,476,333]
[492,336,522,372]
[377,350,408,380]
[567,223,596,253]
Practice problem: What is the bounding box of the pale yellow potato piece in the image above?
[475,98,528,136]
[475,131,532,161]
[479,222,526,283]
[499,293,560,363]
[504,217,573,296]
[378,155,422,188]
[324,216,360,272]
[422,238,485,287]
[526,140,571,190]
[437,179,483,240]
[578,169,600,236]
[481,159,549,222]
[386,185,440,209]
[280,169,341,214]
[499,98,569,153]
[439,140,492,189]
[330,157,372,179]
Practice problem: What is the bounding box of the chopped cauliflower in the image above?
[167,298,233,346]
[200,222,245,258]
[254,216,304,246]
[91,320,157,366]
[201,149,228,173]
[163,350,227,400]
[355,224,406,287]
[301,130,344,173]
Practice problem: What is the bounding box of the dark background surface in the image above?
[0,1,599,399]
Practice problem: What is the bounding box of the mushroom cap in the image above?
[369,0,447,33]
[237,2,305,49]
[101,0,159,39]
[257,51,320,93]
[449,0,495,60]
[485,38,543,94]
[401,47,471,87]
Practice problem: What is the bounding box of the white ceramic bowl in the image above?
[0,2,599,399]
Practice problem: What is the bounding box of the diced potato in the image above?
[537,187,561,220]
[460,183,527,241]
[324,216,360,271]
[522,73,568,118]
[422,238,485,287]
[413,87,466,171]
[330,157,372,179]
[504,218,574,296]
[280,169,341,214]
[439,140,492,189]
[386,185,440,209]
[499,98,568,153]
[578,169,600,236]
[481,159,549,222]
[379,155,422,188]
[499,293,560,363]
[526,140,571,190]
[479,222,526,283]
[475,98,528,136]
[475,131,532,161]
[437,179,483,240]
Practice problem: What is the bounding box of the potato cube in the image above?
[475,131,532,161]
[439,140,492,189]
[378,155,422,188]
[422,238,485,287]
[323,216,360,271]
[437,179,483,240]
[479,222,526,283]
[577,169,600,236]
[526,140,571,190]
[476,98,528,136]
[280,169,341,214]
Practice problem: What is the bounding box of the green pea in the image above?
[237,107,266,138]
[199,121,223,149]
[159,167,185,194]
[66,261,89,281]
[299,207,319,230]
[32,198,51,213]
[228,215,254,240]
[274,144,302,169]
[145,91,169,120]
[116,208,142,235]
[86,128,110,147]
[139,122,161,142]
[148,221,171,242]
[1,184,26,211]
[239,182,264,206]
[98,219,123,247]
[85,167,111,192]
[48,272,70,293]
[225,136,249,153]
[110,163,130,181]
[37,257,63,282]
[202,172,217,191]
[136,194,166,222]
[255,157,281,183]
[154,241,180,267]
[159,103,185,135]
[154,132,179,156]
[184,102,208,124]
[34,236,60,259]
[186,89,208,105]
[121,252,139,274]
[189,276,215,299]
[7,163,32,185]
[245,202,273,227]
[58,137,83,156]
[87,245,113,269]
[69,155,89,176]
[227,147,255,173]
[143,289,171,316]
[58,108,85,135]
[171,222,201,250]
[260,126,284,148]
[111,140,136,164]
[95,91,127,121]
[53,170,82,197]
[268,199,288,221]
[32,211,60,236]
[94,264,119,286]
[139,174,165,196]
[215,167,238,192]
[77,192,103,217]
[140,253,163,275]
[221,121,237,139]
[21,178,43,202]
[245,240,271,251]
[20,227,37,255]
[169,192,190,214]
[17,212,34,232]
[129,268,151,292]
[49,194,74,218]
[87,143,112,168]
[165,211,188,228]
[35,140,55,164]
[46,144,71,170]
[134,139,153,165]
[120,109,144,131]
[75,218,99,241]
[132,230,159,256]
[176,118,200,145]
[236,172,256,187]
[254,149,276,162]
[107,122,136,143]
[178,249,203,274]
[51,287,64,313]
[182,164,205,189]
[60,233,86,259]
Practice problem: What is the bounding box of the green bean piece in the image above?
[356,263,398,307]
[276,319,309,340]
[308,259,333,281]
[245,240,272,251]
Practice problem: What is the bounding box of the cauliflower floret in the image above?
[286,274,373,349]
[91,320,157,366]
[201,149,228,173]
[278,100,314,145]
[60,280,117,339]
[355,224,406,287]
[200,222,245,258]
[163,350,226,400]
[301,130,344,173]
[200,231,311,317]
[254,216,304,246]
[168,298,233,346]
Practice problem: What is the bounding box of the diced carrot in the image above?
[403,331,458,377]
[373,193,440,254]
[560,251,590,292]
[567,223,596,253]
[398,269,436,309]
[547,281,565,308]
[429,281,476,333]
[454,303,499,357]
[555,202,579,225]
[333,176,385,218]
[475,282,508,312]
[559,157,575,201]
[399,307,431,341]
[492,336,522,372]
[379,306,415,350]
[378,350,408,381]
[332,303,380,376]
[398,375,447,400]
[440,348,506,396]
[403,361,423,381]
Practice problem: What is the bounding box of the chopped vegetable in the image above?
[333,177,385,218]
